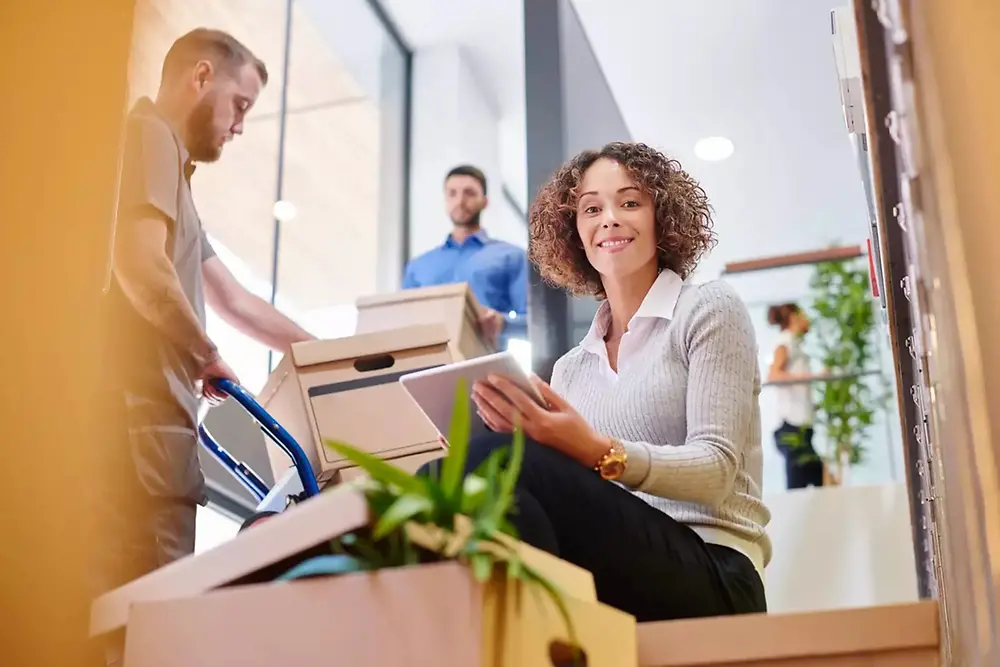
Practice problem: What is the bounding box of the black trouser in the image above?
[420,432,766,622]
[774,421,824,489]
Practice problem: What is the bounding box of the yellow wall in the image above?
[0,2,135,665]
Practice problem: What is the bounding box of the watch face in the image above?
[603,460,625,480]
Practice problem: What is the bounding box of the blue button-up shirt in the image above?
[403,230,528,345]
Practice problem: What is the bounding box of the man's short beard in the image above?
[452,211,481,228]
[185,97,221,163]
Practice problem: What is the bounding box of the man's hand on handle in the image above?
[200,353,240,406]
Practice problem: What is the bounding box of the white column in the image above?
[409,44,527,260]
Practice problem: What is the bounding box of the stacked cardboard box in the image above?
[259,283,493,485]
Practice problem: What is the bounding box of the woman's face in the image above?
[575,158,658,283]
[791,310,811,335]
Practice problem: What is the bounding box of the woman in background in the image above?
[766,303,824,489]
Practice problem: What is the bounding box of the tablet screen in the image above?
[398,352,543,438]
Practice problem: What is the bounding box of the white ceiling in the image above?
[383,0,871,305]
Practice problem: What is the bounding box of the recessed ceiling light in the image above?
[273,200,298,223]
[694,136,735,162]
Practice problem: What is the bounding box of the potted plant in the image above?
[279,378,568,613]
[806,257,884,484]
[261,379,634,666]
[107,382,636,666]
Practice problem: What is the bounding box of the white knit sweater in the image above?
[552,276,772,569]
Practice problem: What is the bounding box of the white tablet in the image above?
[399,351,545,439]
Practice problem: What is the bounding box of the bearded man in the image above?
[103,28,314,589]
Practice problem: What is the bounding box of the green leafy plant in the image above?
[807,258,885,481]
[276,379,577,652]
[777,427,822,466]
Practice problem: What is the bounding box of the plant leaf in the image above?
[276,554,368,581]
[499,428,525,510]
[517,560,577,648]
[439,378,472,505]
[365,487,402,518]
[460,474,488,515]
[497,517,520,539]
[373,492,434,540]
[325,440,429,496]
[475,446,508,534]
[424,475,458,530]
[469,550,494,583]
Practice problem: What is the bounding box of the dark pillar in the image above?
[523,0,572,381]
[523,0,633,380]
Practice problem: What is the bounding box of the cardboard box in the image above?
[356,283,496,360]
[123,561,636,667]
[338,449,444,483]
[92,485,609,664]
[258,324,456,483]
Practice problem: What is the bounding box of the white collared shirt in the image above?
[579,269,685,382]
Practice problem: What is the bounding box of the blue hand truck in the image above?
[198,378,322,530]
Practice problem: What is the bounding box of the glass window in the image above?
[275,0,409,334]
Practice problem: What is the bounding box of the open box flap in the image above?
[289,324,452,369]
[89,486,370,637]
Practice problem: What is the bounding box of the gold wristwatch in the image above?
[594,437,627,481]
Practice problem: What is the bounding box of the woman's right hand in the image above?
[471,380,516,434]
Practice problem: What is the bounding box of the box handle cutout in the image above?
[549,641,587,667]
[353,354,395,373]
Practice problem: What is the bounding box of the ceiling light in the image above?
[273,200,298,223]
[694,136,735,162]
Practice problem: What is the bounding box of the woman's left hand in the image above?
[471,374,609,467]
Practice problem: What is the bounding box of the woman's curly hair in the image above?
[529,142,717,298]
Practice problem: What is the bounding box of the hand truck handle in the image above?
[209,378,321,498]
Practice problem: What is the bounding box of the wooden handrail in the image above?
[761,369,882,387]
[723,245,864,275]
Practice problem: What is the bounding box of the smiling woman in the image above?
[530,141,716,299]
[427,141,769,623]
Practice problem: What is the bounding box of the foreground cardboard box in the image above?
[124,561,636,667]
[637,600,940,666]
[91,485,597,638]
[258,324,456,483]
[92,485,629,666]
[356,283,495,360]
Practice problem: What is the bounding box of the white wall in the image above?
[765,483,919,613]
[409,44,528,258]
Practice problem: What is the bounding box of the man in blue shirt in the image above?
[403,165,528,348]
